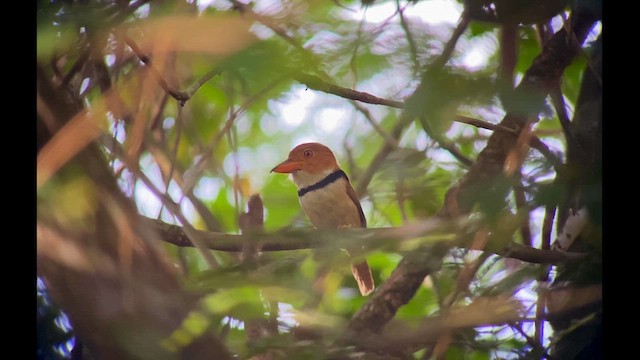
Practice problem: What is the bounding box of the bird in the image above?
[271,142,375,296]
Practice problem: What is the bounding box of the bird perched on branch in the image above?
[271,142,375,296]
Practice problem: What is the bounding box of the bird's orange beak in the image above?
[271,158,303,173]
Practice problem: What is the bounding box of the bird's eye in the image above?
[303,150,313,158]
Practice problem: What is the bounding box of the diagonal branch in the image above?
[351,101,399,148]
[122,34,224,106]
[455,115,563,171]
[294,73,405,108]
[101,135,221,269]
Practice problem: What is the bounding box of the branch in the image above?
[514,182,533,246]
[420,115,474,168]
[345,244,450,338]
[228,0,303,51]
[444,6,598,217]
[122,34,224,106]
[351,101,399,148]
[142,216,586,264]
[431,11,471,71]
[145,215,456,251]
[454,115,563,171]
[294,73,405,109]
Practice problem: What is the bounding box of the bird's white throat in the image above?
[291,168,336,189]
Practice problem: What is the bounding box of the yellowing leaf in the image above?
[126,14,257,56]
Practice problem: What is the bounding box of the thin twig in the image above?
[145,136,224,231]
[55,0,151,89]
[158,105,184,220]
[396,179,408,223]
[351,101,399,148]
[122,34,225,106]
[100,135,220,270]
[149,92,170,132]
[181,66,225,105]
[349,7,366,86]
[183,76,287,201]
[443,229,491,310]
[431,11,470,71]
[549,83,582,156]
[228,0,302,51]
[509,321,544,352]
[122,34,190,101]
[354,112,413,196]
[535,285,548,345]
[514,181,533,247]
[421,116,474,168]
[455,115,563,171]
[369,0,412,38]
[536,204,556,343]
[397,0,420,75]
[229,121,241,232]
[227,0,330,80]
[541,205,556,252]
[438,140,474,168]
[211,76,287,153]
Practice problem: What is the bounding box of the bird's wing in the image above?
[345,181,366,228]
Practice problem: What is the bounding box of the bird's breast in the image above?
[298,179,362,229]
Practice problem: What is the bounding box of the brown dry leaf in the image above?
[503,118,535,176]
[37,88,130,189]
[126,14,257,56]
[37,108,103,189]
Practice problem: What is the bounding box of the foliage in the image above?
[37,0,602,359]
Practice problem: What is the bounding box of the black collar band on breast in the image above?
[298,169,347,198]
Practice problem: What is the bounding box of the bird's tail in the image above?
[351,261,375,296]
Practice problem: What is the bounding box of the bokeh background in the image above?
[37,0,602,359]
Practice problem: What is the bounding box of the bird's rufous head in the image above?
[271,142,339,174]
